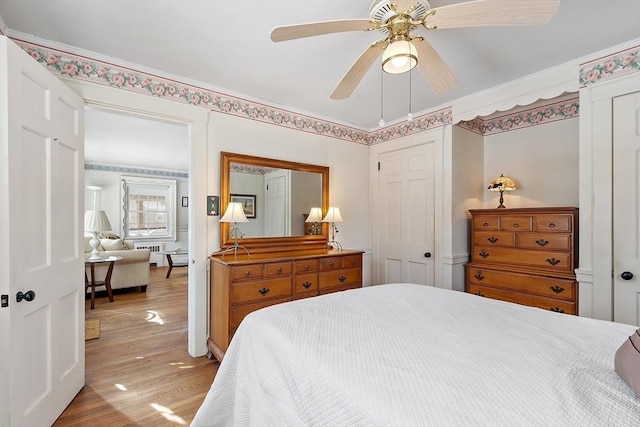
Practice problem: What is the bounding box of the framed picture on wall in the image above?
[230,194,256,218]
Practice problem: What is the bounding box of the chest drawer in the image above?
[230,264,263,282]
[319,267,361,291]
[473,247,572,271]
[294,259,319,273]
[473,231,515,247]
[230,296,291,329]
[535,215,572,232]
[265,261,292,277]
[473,216,500,231]
[320,257,344,271]
[230,277,291,304]
[517,233,571,251]
[467,284,576,315]
[500,216,532,232]
[294,272,318,296]
[467,266,576,300]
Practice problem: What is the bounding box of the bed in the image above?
[193,284,640,426]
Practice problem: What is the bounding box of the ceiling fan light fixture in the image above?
[382,40,418,74]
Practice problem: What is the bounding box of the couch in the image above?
[84,234,151,292]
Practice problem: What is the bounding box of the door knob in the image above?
[424,252,431,258]
[16,290,36,303]
[621,271,634,281]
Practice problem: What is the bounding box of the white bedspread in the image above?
[192,284,640,426]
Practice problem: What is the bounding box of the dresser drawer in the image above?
[294,272,318,296]
[473,216,499,231]
[230,296,291,329]
[517,233,571,251]
[230,264,263,282]
[230,277,291,304]
[472,247,572,271]
[294,259,319,273]
[500,216,532,232]
[320,257,344,271]
[265,261,292,277]
[319,267,361,291]
[473,231,515,247]
[343,254,362,268]
[467,284,576,315]
[535,215,572,232]
[466,266,576,300]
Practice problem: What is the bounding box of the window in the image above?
[121,176,176,240]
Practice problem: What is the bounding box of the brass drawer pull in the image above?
[474,272,485,281]
[302,281,312,289]
[487,237,498,243]
[546,258,561,266]
[277,267,282,274]
[258,287,270,296]
[329,262,335,267]
[548,223,556,228]
[483,222,489,227]
[245,271,252,277]
[338,275,347,283]
[536,239,549,246]
[513,223,519,228]
[549,307,565,313]
[550,285,565,294]
[479,250,490,259]
[305,265,310,271]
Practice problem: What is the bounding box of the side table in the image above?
[84,255,122,310]
[158,250,189,278]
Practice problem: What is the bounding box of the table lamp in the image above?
[488,174,517,208]
[219,202,250,258]
[305,207,323,235]
[85,186,112,260]
[322,206,343,251]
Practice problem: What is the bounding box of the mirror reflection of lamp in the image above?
[219,202,250,258]
[84,185,112,260]
[488,174,517,209]
[322,207,343,251]
[304,207,323,235]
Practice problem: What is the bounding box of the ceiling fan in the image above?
[270,0,560,99]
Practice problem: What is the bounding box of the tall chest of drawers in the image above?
[208,249,363,361]
[465,207,578,314]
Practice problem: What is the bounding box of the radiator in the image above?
[134,242,166,252]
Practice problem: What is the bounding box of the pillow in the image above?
[615,328,640,397]
[99,238,126,251]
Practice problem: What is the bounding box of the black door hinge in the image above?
[1,294,8,308]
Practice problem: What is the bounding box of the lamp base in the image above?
[327,241,343,251]
[496,190,506,209]
[219,244,250,259]
[88,232,103,260]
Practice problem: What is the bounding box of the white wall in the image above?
[483,118,580,208]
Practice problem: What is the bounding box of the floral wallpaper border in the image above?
[579,45,640,88]
[457,96,580,136]
[230,164,278,175]
[85,163,188,178]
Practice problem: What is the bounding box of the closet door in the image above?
[613,90,640,326]
[377,143,435,286]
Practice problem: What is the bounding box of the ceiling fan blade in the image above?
[426,0,560,29]
[413,38,457,95]
[331,42,386,100]
[271,19,375,42]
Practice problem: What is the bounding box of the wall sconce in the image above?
[219,202,250,258]
[488,174,517,209]
[305,207,323,235]
[322,206,343,251]
[85,185,112,260]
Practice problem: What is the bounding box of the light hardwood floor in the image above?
[54,266,218,426]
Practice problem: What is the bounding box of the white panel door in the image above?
[0,36,85,426]
[377,143,435,285]
[613,90,640,326]
[265,170,289,237]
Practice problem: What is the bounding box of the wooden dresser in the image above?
[466,207,578,314]
[208,248,363,361]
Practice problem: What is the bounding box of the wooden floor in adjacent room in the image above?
[54,266,218,426]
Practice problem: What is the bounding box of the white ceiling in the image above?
[1,1,639,171]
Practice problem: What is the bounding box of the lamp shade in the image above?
[322,207,343,223]
[220,202,249,223]
[84,210,112,232]
[382,40,418,74]
[488,174,517,192]
[305,207,323,223]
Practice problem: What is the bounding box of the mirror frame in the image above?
[220,152,330,252]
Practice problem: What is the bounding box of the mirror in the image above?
[220,152,329,252]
